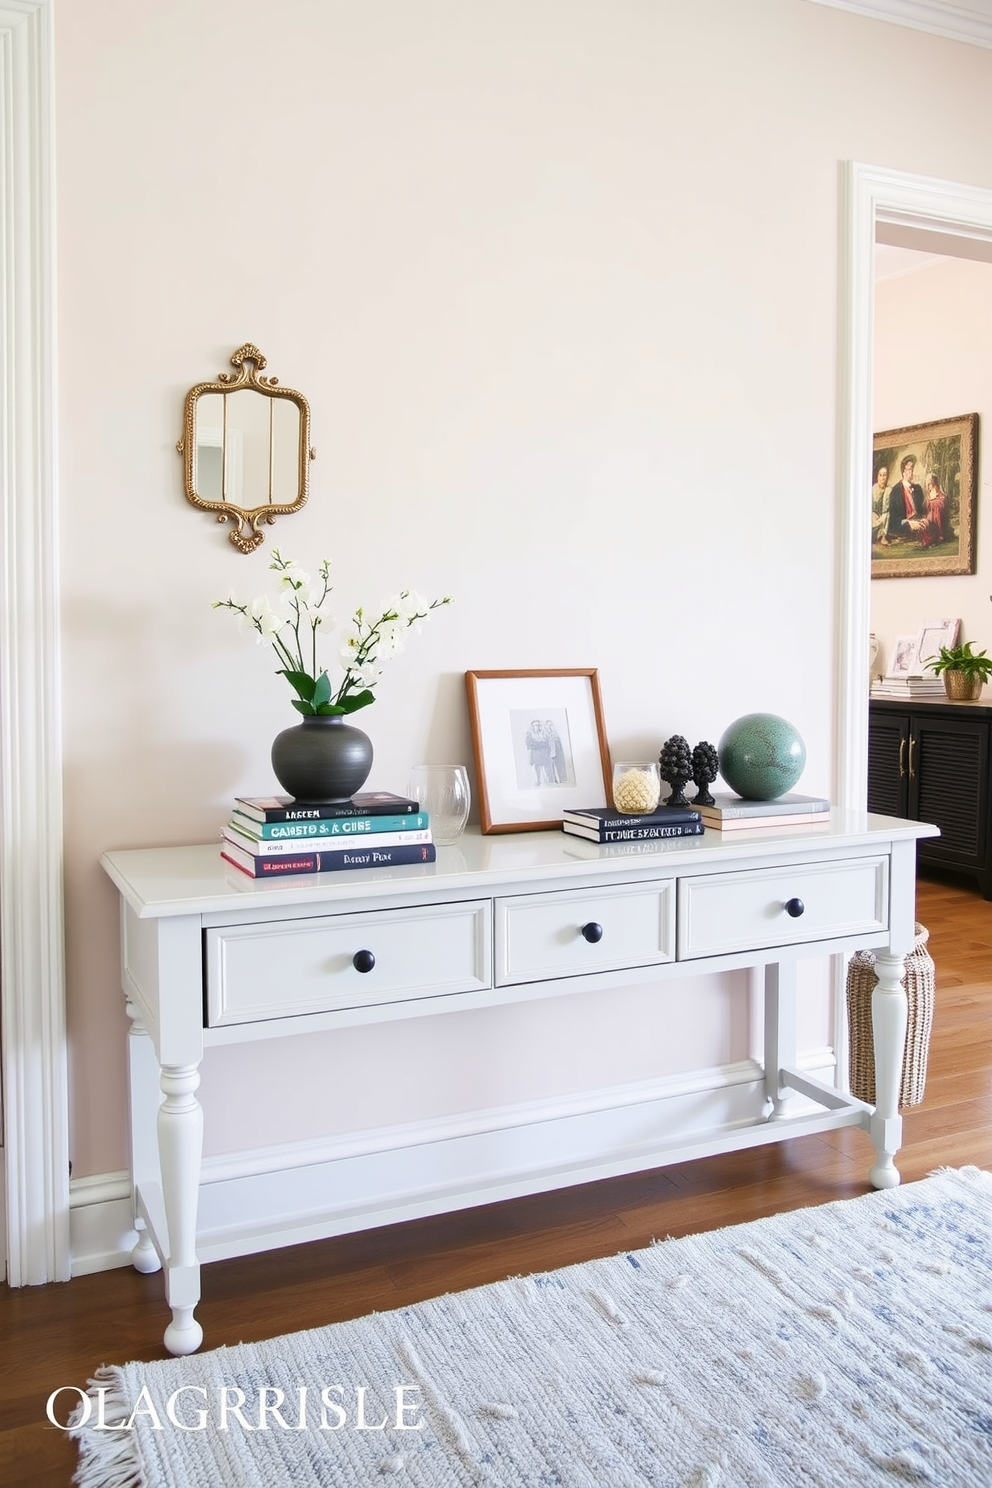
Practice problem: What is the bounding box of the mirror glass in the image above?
[179,345,314,553]
[193,391,302,507]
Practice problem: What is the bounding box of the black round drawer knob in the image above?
[580,922,604,944]
[352,949,376,973]
[784,898,805,919]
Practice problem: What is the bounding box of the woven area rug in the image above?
[71,1167,992,1487]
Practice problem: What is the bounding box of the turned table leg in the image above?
[868,951,907,1190]
[159,1063,204,1355]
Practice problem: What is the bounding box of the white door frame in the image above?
[0,0,69,1285]
[833,162,992,1089]
[836,160,992,812]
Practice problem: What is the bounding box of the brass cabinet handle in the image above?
[898,738,906,777]
[908,735,916,780]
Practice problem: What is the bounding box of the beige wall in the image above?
[872,252,992,663]
[56,0,992,1176]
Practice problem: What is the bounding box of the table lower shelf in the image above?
[134,1071,872,1271]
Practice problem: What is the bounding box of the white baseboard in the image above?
[69,1052,836,1277]
[69,1184,136,1277]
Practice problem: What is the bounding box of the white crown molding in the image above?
[0,0,69,1285]
[806,0,992,48]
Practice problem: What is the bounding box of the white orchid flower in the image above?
[351,660,383,688]
[376,619,406,657]
[390,590,431,625]
[214,556,450,716]
[248,597,285,642]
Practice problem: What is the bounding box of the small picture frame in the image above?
[915,616,961,670]
[465,669,611,833]
[885,634,922,678]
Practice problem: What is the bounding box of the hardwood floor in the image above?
[3,868,990,1486]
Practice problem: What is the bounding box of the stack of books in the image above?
[221,791,437,878]
[562,805,703,843]
[870,675,945,699]
[696,793,831,833]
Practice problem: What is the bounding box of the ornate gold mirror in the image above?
[177,344,315,553]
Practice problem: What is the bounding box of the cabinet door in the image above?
[911,713,988,869]
[867,709,910,818]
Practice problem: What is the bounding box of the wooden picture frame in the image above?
[871,413,978,579]
[465,669,611,833]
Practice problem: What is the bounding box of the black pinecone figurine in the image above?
[659,734,693,807]
[691,741,719,806]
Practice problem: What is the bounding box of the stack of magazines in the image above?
[870,675,945,699]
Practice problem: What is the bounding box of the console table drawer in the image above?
[205,899,492,1027]
[495,880,676,986]
[678,856,888,960]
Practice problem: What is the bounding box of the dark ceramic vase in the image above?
[270,715,374,804]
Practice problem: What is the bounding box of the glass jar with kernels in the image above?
[611,762,662,815]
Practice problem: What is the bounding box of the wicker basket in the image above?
[846,923,935,1108]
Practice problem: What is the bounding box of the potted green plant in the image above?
[923,639,992,701]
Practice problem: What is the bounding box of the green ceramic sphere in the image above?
[718,713,806,801]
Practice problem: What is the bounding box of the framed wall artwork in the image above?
[465,668,611,833]
[871,412,978,579]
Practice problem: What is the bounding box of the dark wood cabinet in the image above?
[868,696,992,898]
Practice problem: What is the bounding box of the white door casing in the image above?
[832,161,992,1086]
[836,161,992,815]
[0,0,69,1285]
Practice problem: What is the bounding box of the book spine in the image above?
[235,811,429,840]
[236,799,418,823]
[226,842,438,877]
[565,822,704,843]
[704,801,830,820]
[563,809,701,830]
[224,827,432,856]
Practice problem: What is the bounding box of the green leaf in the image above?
[312,671,333,708]
[290,698,316,716]
[314,703,346,715]
[927,641,992,680]
[278,669,318,702]
[338,690,375,714]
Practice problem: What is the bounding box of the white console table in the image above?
[102,811,937,1356]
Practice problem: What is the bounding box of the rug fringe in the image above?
[928,1164,987,1182]
[68,1365,146,1488]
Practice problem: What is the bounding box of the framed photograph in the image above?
[915,616,961,670]
[465,669,611,833]
[885,634,922,678]
[871,413,978,578]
